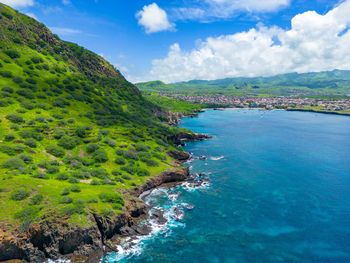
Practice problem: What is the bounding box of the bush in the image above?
[53,97,70,108]
[11,189,30,201]
[86,143,99,153]
[121,166,136,175]
[112,170,122,176]
[61,188,70,196]
[70,185,81,193]
[67,118,75,124]
[104,139,116,147]
[4,133,15,141]
[60,197,73,204]
[135,143,149,152]
[47,166,59,174]
[137,169,151,177]
[19,154,33,164]
[31,57,43,64]
[98,193,124,206]
[16,88,35,99]
[58,136,78,150]
[75,126,91,138]
[88,198,98,203]
[14,206,39,231]
[0,71,12,78]
[29,194,43,205]
[93,149,108,163]
[123,151,138,160]
[144,159,158,167]
[114,157,126,165]
[21,101,35,110]
[25,138,37,148]
[6,113,24,123]
[99,129,109,135]
[101,208,115,218]
[33,172,48,179]
[68,178,79,184]
[53,129,65,139]
[13,76,23,83]
[3,157,26,169]
[2,86,13,93]
[90,168,109,179]
[56,173,69,181]
[47,145,65,159]
[4,50,20,59]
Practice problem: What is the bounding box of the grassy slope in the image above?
[136,70,350,96]
[0,4,183,229]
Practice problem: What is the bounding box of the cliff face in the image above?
[0,168,190,262]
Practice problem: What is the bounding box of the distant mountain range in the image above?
[136,70,350,96]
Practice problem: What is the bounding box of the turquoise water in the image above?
[104,109,350,263]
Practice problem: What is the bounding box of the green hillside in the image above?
[0,3,184,231]
[136,70,350,96]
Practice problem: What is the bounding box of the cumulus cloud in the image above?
[136,3,175,34]
[151,0,350,83]
[25,12,37,19]
[0,0,34,8]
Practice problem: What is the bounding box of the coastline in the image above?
[0,131,211,263]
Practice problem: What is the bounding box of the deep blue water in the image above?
[104,109,350,263]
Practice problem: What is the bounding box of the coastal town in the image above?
[159,93,350,113]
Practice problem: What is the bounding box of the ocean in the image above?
[103,109,350,263]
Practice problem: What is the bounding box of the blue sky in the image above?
[2,0,349,83]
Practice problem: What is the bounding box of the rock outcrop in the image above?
[0,168,190,263]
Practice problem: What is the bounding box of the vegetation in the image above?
[0,3,185,230]
[136,71,350,97]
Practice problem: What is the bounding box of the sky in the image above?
[1,0,350,83]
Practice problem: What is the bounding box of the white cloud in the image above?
[49,27,81,36]
[0,0,34,8]
[150,0,350,83]
[62,0,71,5]
[136,3,175,34]
[172,0,290,22]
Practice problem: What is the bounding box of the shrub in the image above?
[93,149,108,163]
[0,145,16,156]
[68,178,79,184]
[88,198,98,203]
[31,57,43,64]
[25,138,37,148]
[99,129,109,135]
[58,136,78,150]
[16,88,35,99]
[101,209,115,218]
[90,168,109,179]
[144,159,158,167]
[53,129,65,139]
[4,50,20,59]
[112,170,122,176]
[70,185,81,193]
[98,193,124,205]
[123,151,138,160]
[104,139,116,147]
[67,118,75,124]
[3,157,26,169]
[137,169,150,177]
[46,145,65,158]
[29,194,43,205]
[61,188,70,196]
[4,133,15,141]
[2,86,13,93]
[86,143,99,153]
[53,97,70,108]
[33,172,48,179]
[13,76,23,83]
[115,149,124,155]
[19,154,33,164]
[75,126,92,138]
[91,180,102,185]
[25,78,37,84]
[121,166,136,175]
[14,144,25,153]
[56,173,69,181]
[11,189,30,201]
[6,113,24,123]
[60,197,73,204]
[47,166,59,174]
[14,206,39,231]
[114,157,126,165]
[21,101,35,110]
[135,143,149,152]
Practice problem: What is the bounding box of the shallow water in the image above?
[103,109,350,263]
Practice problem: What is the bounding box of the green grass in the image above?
[0,3,186,229]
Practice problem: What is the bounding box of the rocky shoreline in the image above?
[0,133,211,263]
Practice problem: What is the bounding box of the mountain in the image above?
[0,4,191,261]
[136,70,350,96]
